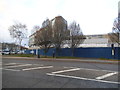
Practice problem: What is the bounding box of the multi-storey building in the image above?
[29,16,68,49]
[51,16,67,33]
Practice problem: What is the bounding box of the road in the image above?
[1,57,119,88]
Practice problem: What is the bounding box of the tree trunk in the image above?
[44,50,47,58]
[71,47,74,57]
[19,39,22,54]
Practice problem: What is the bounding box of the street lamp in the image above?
[37,47,40,58]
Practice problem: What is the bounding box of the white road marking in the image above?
[96,72,118,80]
[51,68,80,74]
[78,68,117,73]
[63,66,117,73]
[5,64,32,68]
[4,63,17,65]
[46,73,120,84]
[63,66,76,68]
[32,64,44,66]
[22,66,53,71]
[2,68,21,71]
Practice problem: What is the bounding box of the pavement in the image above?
[2,56,119,64]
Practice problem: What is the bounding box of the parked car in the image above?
[10,51,16,54]
[17,50,24,54]
[2,50,10,55]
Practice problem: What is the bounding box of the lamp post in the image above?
[24,44,26,54]
[37,47,40,58]
[111,43,115,59]
[118,32,120,60]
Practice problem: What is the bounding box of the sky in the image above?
[0,0,119,46]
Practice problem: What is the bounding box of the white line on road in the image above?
[51,68,80,74]
[32,64,44,66]
[5,64,32,68]
[2,68,21,71]
[22,66,53,71]
[4,63,18,65]
[96,72,118,80]
[78,68,118,73]
[46,73,120,84]
[63,66,118,73]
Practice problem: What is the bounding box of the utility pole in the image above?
[37,48,40,58]
[111,44,115,59]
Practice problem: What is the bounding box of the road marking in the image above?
[4,63,17,65]
[5,64,32,68]
[2,68,21,71]
[46,73,120,84]
[51,68,80,74]
[22,66,53,71]
[96,72,118,80]
[78,68,117,73]
[32,64,44,66]
[63,66,117,73]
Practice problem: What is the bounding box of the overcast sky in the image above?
[0,0,119,46]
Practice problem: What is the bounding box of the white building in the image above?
[63,34,119,48]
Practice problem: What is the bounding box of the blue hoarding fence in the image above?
[24,47,120,60]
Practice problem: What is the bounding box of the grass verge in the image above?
[3,54,119,61]
[4,54,36,57]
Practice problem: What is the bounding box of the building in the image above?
[29,16,118,49]
[0,43,28,51]
[29,16,68,49]
[29,33,116,49]
[61,34,119,48]
[29,32,36,47]
[50,16,68,37]
[79,34,119,47]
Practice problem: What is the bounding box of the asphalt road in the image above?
[1,57,119,88]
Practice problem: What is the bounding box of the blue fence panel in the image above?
[25,47,120,60]
[36,48,55,56]
[46,48,56,56]
[115,47,120,60]
[24,49,31,54]
[74,47,113,59]
[58,48,72,56]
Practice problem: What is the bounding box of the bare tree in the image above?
[31,25,40,34]
[108,33,119,45]
[8,22,27,50]
[35,19,53,57]
[108,16,120,45]
[68,21,85,56]
[52,16,68,56]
